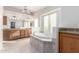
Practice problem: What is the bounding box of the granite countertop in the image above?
[60,31,79,35]
[59,28,79,35]
[3,28,27,30]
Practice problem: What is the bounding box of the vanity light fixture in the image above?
[12,16,17,20]
[11,16,17,20]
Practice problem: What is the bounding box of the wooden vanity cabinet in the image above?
[28,28,32,34]
[25,29,29,37]
[59,32,79,53]
[3,16,7,25]
[3,28,32,41]
[20,30,25,38]
[11,30,20,39]
[26,28,32,37]
[24,28,32,38]
[20,28,32,38]
[3,30,11,41]
[3,30,20,41]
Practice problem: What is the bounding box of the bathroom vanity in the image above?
[3,28,32,41]
[59,28,79,53]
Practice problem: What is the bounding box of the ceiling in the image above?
[13,6,46,12]
[4,6,46,14]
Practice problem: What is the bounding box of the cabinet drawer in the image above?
[59,32,79,39]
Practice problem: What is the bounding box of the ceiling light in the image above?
[22,6,33,15]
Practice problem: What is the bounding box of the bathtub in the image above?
[30,32,53,53]
[34,32,52,38]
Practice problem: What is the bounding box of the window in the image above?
[42,12,57,34]
[34,19,38,28]
[50,13,57,34]
[24,21,31,28]
[44,15,49,33]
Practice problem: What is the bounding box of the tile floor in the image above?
[0,38,38,53]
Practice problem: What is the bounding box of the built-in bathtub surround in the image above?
[52,27,59,53]
[30,27,59,53]
[30,34,53,53]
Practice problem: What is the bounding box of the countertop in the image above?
[59,28,79,35]
[3,28,31,30]
[60,31,79,35]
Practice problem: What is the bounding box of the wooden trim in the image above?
[3,16,7,25]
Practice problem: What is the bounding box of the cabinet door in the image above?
[25,29,29,37]
[10,31,16,40]
[20,30,25,38]
[71,38,79,52]
[3,30,11,41]
[59,32,79,53]
[60,36,73,53]
[3,16,7,25]
[11,30,20,39]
